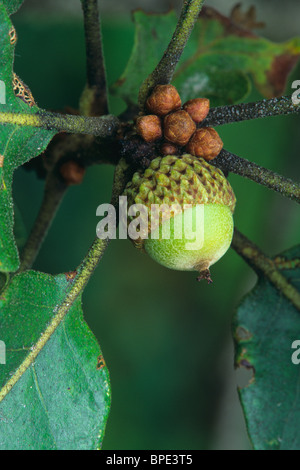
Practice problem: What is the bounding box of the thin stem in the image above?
[232,229,300,312]
[110,157,130,208]
[18,173,67,273]
[204,95,299,127]
[138,0,204,108]
[0,110,120,137]
[64,238,111,306]
[0,160,129,402]
[215,149,300,204]
[80,0,109,115]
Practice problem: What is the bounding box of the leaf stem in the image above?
[204,95,299,127]
[80,0,109,115]
[138,0,205,108]
[215,149,300,204]
[18,173,67,273]
[0,110,120,137]
[231,229,300,311]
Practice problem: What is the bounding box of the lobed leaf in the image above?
[234,245,300,450]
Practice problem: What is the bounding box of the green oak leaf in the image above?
[0,4,56,272]
[112,10,177,106]
[234,245,300,450]
[112,7,300,106]
[0,270,111,450]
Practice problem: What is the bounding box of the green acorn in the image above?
[123,154,236,280]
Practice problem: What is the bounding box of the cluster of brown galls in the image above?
[58,85,224,186]
[136,84,223,161]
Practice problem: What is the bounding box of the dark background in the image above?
[10,0,300,449]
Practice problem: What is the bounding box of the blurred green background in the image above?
[10,0,300,450]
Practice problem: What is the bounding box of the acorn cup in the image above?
[123,154,236,280]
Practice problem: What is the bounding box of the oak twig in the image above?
[204,95,299,127]
[138,0,205,108]
[110,157,130,209]
[80,0,109,115]
[215,149,300,204]
[0,110,120,137]
[232,229,300,311]
[18,173,67,273]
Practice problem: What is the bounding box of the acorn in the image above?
[123,154,236,279]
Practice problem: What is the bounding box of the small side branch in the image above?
[204,95,299,127]
[138,0,205,107]
[81,0,108,115]
[0,110,120,137]
[19,173,67,272]
[215,149,300,204]
[232,229,300,312]
[110,158,130,209]
[1,160,129,403]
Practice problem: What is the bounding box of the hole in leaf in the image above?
[235,326,253,341]
[236,358,255,389]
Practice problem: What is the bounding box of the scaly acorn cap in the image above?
[123,154,236,252]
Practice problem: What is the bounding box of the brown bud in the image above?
[185,127,223,160]
[60,161,85,185]
[183,98,210,123]
[136,115,162,142]
[146,85,181,116]
[160,143,178,156]
[164,110,196,146]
